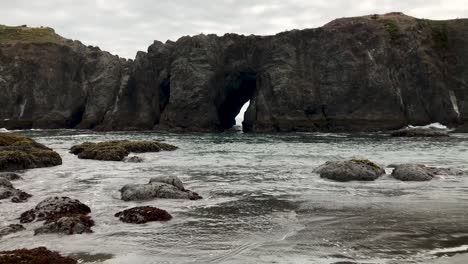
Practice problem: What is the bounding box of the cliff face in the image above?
[1,13,468,132]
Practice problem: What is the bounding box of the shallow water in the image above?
[1,130,467,264]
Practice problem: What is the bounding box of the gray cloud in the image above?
[0,0,466,58]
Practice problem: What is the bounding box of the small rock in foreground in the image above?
[0,178,31,203]
[0,224,25,238]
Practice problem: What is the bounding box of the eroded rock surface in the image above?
[115,206,172,224]
[316,159,385,182]
[70,140,177,161]
[0,247,77,264]
[120,176,201,201]
[0,133,62,171]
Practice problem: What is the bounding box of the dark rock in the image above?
[0,172,22,180]
[1,14,468,132]
[0,178,31,202]
[124,156,144,163]
[115,206,172,224]
[316,159,385,182]
[0,247,77,264]
[391,164,435,181]
[0,133,62,172]
[0,224,25,237]
[20,196,91,223]
[34,215,94,235]
[390,127,449,137]
[120,176,201,201]
[70,140,177,161]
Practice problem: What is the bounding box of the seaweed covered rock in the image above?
[316,159,385,182]
[120,176,201,201]
[115,206,172,224]
[0,178,31,203]
[0,247,77,264]
[0,133,62,171]
[390,127,449,137]
[392,164,445,181]
[19,196,94,235]
[70,140,177,161]
[0,224,25,238]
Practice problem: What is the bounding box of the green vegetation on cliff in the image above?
[0,25,61,44]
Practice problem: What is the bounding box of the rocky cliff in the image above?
[1,13,467,132]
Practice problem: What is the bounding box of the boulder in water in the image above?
[124,156,144,163]
[0,133,62,171]
[19,196,94,235]
[0,224,25,238]
[115,206,172,224]
[70,140,177,161]
[0,178,31,203]
[0,172,22,181]
[0,247,77,264]
[316,159,385,182]
[120,176,201,201]
[391,164,435,181]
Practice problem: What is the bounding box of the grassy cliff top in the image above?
[0,25,62,44]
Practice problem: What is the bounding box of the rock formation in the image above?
[115,206,172,224]
[1,13,468,132]
[0,247,77,264]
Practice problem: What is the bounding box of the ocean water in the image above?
[0,129,467,264]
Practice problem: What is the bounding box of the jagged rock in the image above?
[0,247,77,264]
[19,196,94,235]
[316,159,385,182]
[124,156,144,163]
[20,196,91,223]
[1,14,468,132]
[0,178,31,203]
[115,206,172,224]
[0,133,62,171]
[149,176,185,190]
[70,140,177,161]
[0,224,25,237]
[390,127,449,137]
[0,172,22,180]
[34,215,94,235]
[120,176,201,201]
[391,164,435,181]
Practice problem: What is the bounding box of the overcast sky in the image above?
[1,0,467,58]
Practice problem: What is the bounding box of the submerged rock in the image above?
[19,196,94,235]
[316,159,385,182]
[70,140,177,161]
[0,247,77,264]
[0,178,31,203]
[0,224,25,238]
[120,176,201,201]
[34,215,94,235]
[0,172,22,181]
[391,164,463,181]
[391,164,435,181]
[115,206,172,224]
[0,133,62,172]
[390,127,449,137]
[124,156,144,163]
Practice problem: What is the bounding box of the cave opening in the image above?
[218,72,256,130]
[159,76,171,113]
